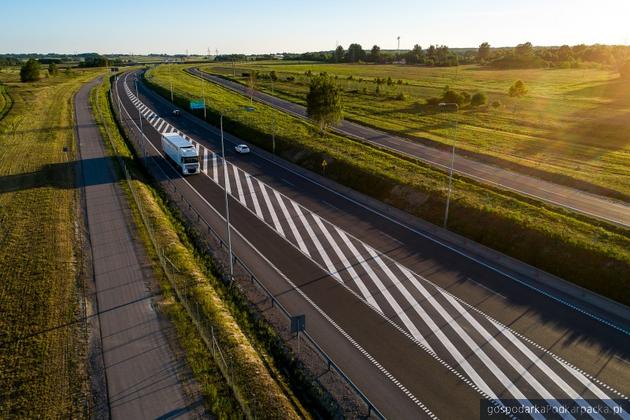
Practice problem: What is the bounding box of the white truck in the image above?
[161,133,200,175]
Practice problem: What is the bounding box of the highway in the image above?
[187,68,630,229]
[114,70,630,419]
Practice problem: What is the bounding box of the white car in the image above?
[235,144,250,154]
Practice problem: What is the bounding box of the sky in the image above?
[2,0,630,54]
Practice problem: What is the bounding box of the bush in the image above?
[20,59,40,82]
[426,96,442,105]
[395,92,408,101]
[48,62,59,76]
[471,92,488,107]
[491,100,501,109]
[286,76,295,82]
[442,89,465,106]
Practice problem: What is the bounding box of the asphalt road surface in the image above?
[114,70,630,419]
[76,78,200,419]
[187,68,630,229]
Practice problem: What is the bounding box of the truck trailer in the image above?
[161,133,200,175]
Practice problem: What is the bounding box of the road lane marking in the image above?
[273,190,309,256]
[291,201,341,282]
[244,174,264,219]
[257,179,286,238]
[312,215,382,313]
[232,164,247,205]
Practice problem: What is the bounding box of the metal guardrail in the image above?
[104,76,385,419]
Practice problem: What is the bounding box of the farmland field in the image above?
[200,62,630,198]
[0,67,102,417]
[145,64,630,306]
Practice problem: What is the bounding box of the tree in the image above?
[334,45,344,63]
[369,45,381,63]
[346,43,365,63]
[20,59,40,82]
[508,80,528,98]
[471,92,488,107]
[620,61,630,80]
[269,70,278,82]
[514,42,534,57]
[306,74,343,133]
[478,42,491,61]
[48,62,59,76]
[557,45,573,62]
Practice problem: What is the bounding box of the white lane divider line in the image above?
[245,174,265,220]
[273,190,310,256]
[313,216,382,313]
[232,165,247,205]
[291,201,341,282]
[257,179,286,238]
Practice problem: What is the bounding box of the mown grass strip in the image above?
[0,68,102,418]
[93,74,305,418]
[0,82,13,121]
[145,64,630,306]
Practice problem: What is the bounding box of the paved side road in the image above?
[75,78,202,419]
[188,68,630,228]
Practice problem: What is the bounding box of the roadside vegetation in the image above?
[200,61,630,200]
[0,66,102,417]
[145,64,630,306]
[94,74,328,418]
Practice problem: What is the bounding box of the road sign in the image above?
[190,99,205,110]
[290,315,305,334]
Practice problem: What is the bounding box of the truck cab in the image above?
[161,133,200,175]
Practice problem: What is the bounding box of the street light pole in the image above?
[169,63,174,103]
[135,78,144,158]
[219,105,256,281]
[271,79,276,154]
[219,114,234,281]
[443,121,457,229]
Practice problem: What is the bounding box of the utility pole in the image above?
[397,36,400,53]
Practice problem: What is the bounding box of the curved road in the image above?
[188,68,630,228]
[115,70,630,419]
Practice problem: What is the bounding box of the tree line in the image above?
[479,42,630,70]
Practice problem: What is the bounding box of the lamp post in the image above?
[438,102,459,229]
[135,78,145,158]
[220,106,255,281]
[169,63,174,103]
[271,78,276,154]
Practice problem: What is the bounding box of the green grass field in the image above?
[145,64,630,306]
[200,62,630,199]
[0,67,102,417]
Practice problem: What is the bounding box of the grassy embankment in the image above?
[201,62,630,200]
[92,75,309,418]
[145,64,630,306]
[0,67,102,417]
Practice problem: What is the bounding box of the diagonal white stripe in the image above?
[395,264,541,415]
[257,180,285,237]
[232,165,247,205]
[312,216,382,313]
[439,289,583,418]
[212,153,218,183]
[272,190,309,256]
[291,202,340,282]
[245,174,265,220]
